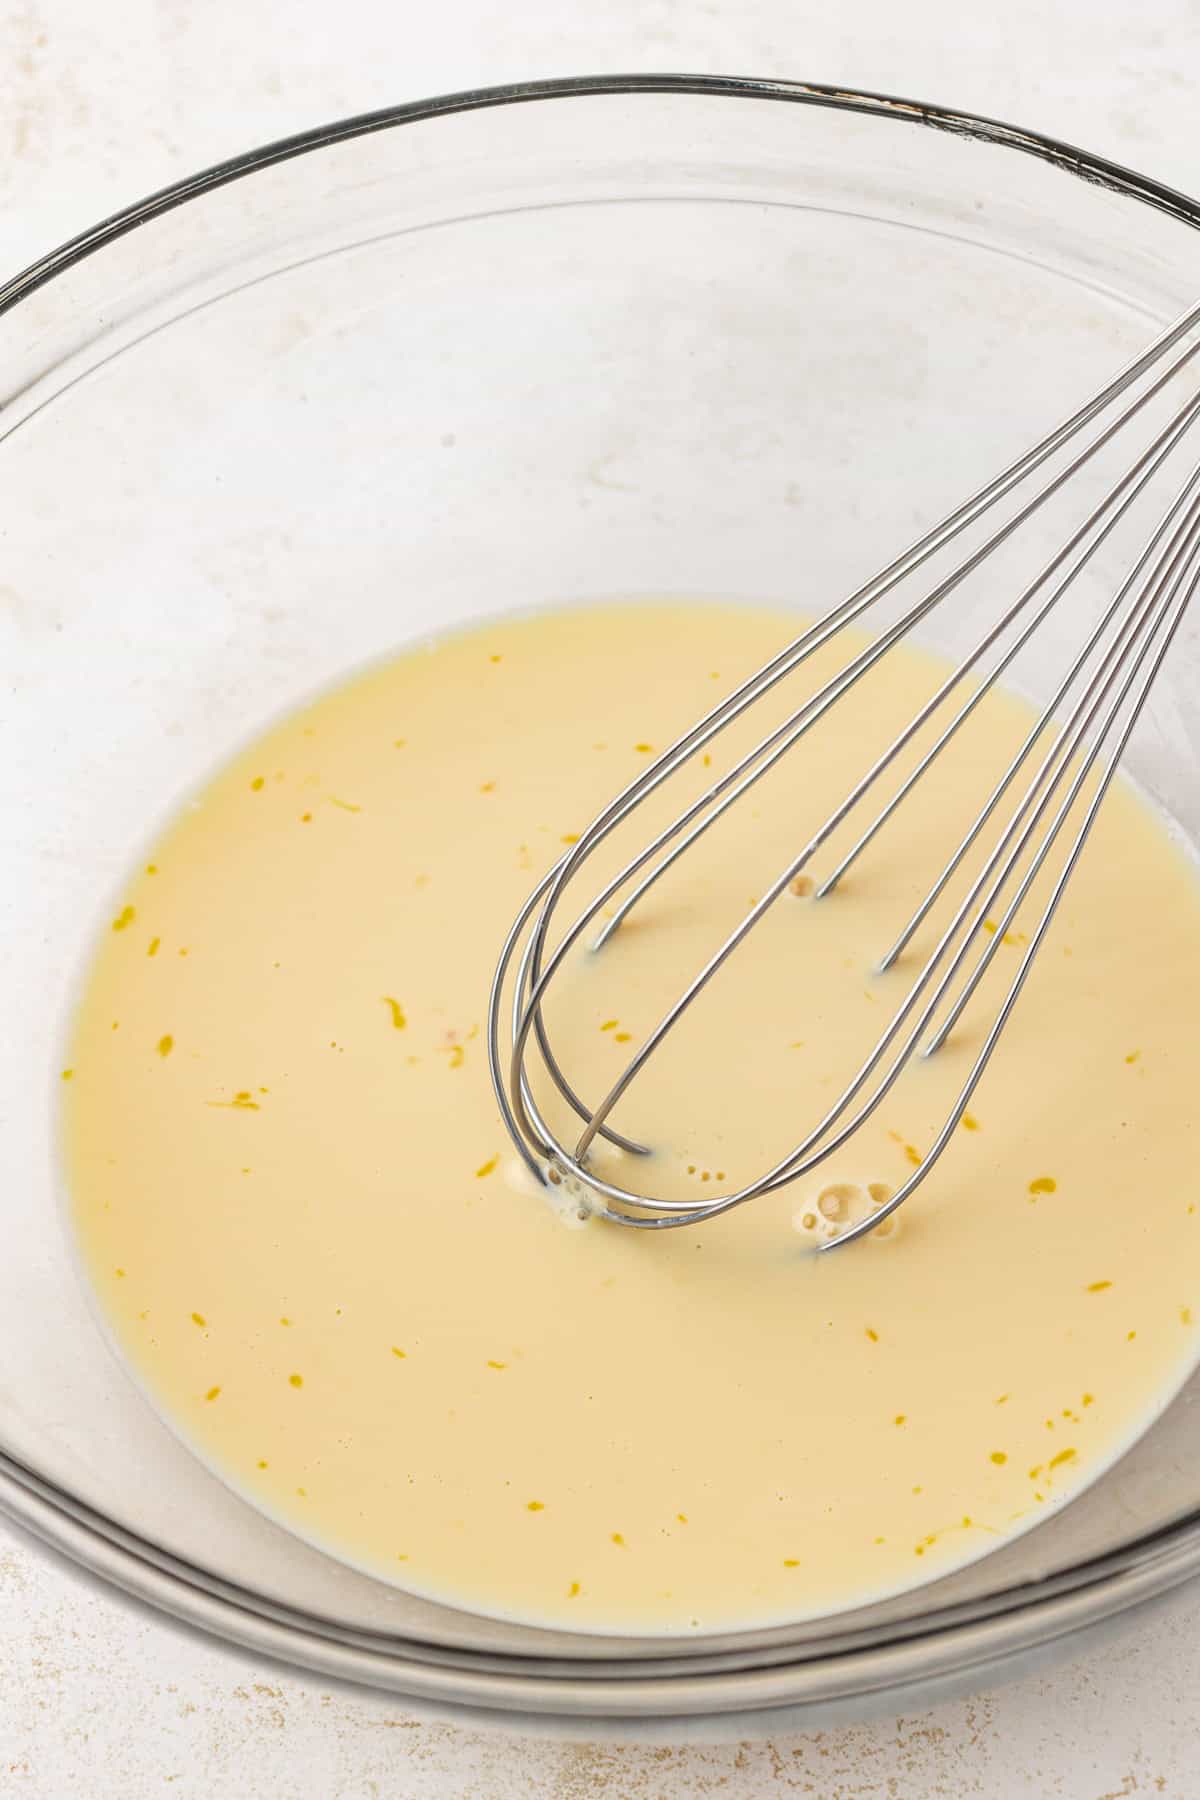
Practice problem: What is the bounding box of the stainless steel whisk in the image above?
[488,299,1200,1245]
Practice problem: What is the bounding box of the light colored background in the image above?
[4,2,1200,1793]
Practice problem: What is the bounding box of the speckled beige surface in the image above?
[4,0,1200,1791]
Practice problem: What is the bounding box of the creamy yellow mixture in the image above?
[63,601,1200,1633]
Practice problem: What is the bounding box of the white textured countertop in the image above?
[4,1,1200,1792]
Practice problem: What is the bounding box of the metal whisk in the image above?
[488,298,1200,1245]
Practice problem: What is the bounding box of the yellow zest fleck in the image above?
[487,1359,507,1370]
[893,1414,906,1426]
[1029,1176,1057,1195]
[479,781,495,793]
[256,1460,268,1470]
[990,1451,1007,1466]
[205,1386,221,1403]
[250,776,265,791]
[190,1312,206,1328]
[489,654,502,664]
[445,1043,465,1070]
[61,1068,74,1082]
[114,1267,126,1278]
[1125,1050,1140,1064]
[206,1090,260,1111]
[147,937,161,957]
[279,1317,292,1327]
[865,1327,879,1343]
[611,1532,626,1547]
[962,1113,980,1132]
[1086,1280,1112,1293]
[1029,1465,1043,1479]
[526,1500,544,1512]
[782,1559,800,1568]
[1048,1447,1077,1470]
[983,918,997,935]
[789,874,814,898]
[904,1144,921,1167]
[600,1019,619,1032]
[676,1513,688,1524]
[393,738,407,749]
[702,753,711,767]
[329,796,362,813]
[561,832,580,845]
[1180,1306,1194,1325]
[296,1488,307,1499]
[391,1346,406,1359]
[288,1373,304,1388]
[1127,1330,1137,1341]
[111,905,136,931]
[300,811,312,823]
[995,1394,1010,1405]
[145,864,158,875]
[1082,1392,1094,1407]
[634,743,653,754]
[157,1034,174,1058]
[567,1581,580,1597]
[379,996,406,1030]
[614,1031,632,1044]
[475,1156,498,1178]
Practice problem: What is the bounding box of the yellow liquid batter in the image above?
[63,600,1200,1633]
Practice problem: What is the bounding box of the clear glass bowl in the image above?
[4,75,1200,1733]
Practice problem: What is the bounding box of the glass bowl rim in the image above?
[4,70,1200,318]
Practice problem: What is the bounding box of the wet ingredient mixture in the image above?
[63,601,1200,1632]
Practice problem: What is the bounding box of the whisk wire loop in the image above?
[488,300,1200,1239]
